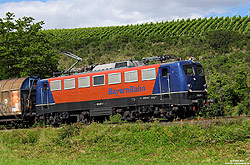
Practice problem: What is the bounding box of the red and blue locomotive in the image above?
[34,58,207,124]
[0,56,208,125]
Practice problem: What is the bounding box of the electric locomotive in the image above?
[35,57,207,125]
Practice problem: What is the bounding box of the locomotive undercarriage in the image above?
[36,104,197,126]
[113,104,195,122]
[35,92,206,126]
[36,111,91,126]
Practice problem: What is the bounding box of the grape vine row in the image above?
[45,16,250,44]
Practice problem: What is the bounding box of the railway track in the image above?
[1,115,250,131]
[161,115,250,126]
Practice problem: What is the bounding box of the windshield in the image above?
[196,65,204,76]
[183,65,194,76]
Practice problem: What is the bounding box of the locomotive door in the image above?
[42,82,49,110]
[160,67,170,94]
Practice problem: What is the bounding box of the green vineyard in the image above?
[46,16,250,43]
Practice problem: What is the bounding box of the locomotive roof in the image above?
[41,60,201,81]
[161,60,202,66]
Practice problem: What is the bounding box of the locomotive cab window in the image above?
[64,78,75,90]
[43,83,48,91]
[50,80,61,91]
[93,75,105,86]
[183,65,194,76]
[196,65,204,76]
[162,68,169,77]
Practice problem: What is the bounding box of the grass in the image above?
[0,119,249,164]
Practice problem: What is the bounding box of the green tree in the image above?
[205,29,242,53]
[0,12,58,80]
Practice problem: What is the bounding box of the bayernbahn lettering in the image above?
[109,85,146,96]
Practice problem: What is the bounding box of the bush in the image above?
[57,123,83,142]
[0,130,40,145]
[21,130,40,144]
[109,113,123,123]
[237,91,250,115]
[205,29,243,53]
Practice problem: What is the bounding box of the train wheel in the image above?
[80,111,90,124]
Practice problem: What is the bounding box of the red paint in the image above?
[48,64,161,104]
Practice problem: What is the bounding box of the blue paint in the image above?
[109,85,145,96]
[21,76,39,90]
[152,60,206,94]
[36,79,55,105]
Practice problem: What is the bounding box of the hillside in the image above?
[43,16,250,117]
[44,16,250,70]
[47,16,250,45]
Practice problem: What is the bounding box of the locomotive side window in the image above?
[108,72,121,85]
[64,78,75,90]
[142,68,156,81]
[43,83,48,91]
[196,65,204,76]
[93,75,105,86]
[162,68,169,77]
[78,76,90,88]
[125,70,138,83]
[50,80,61,91]
[183,65,194,76]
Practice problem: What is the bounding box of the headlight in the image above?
[187,84,192,92]
[203,84,207,92]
